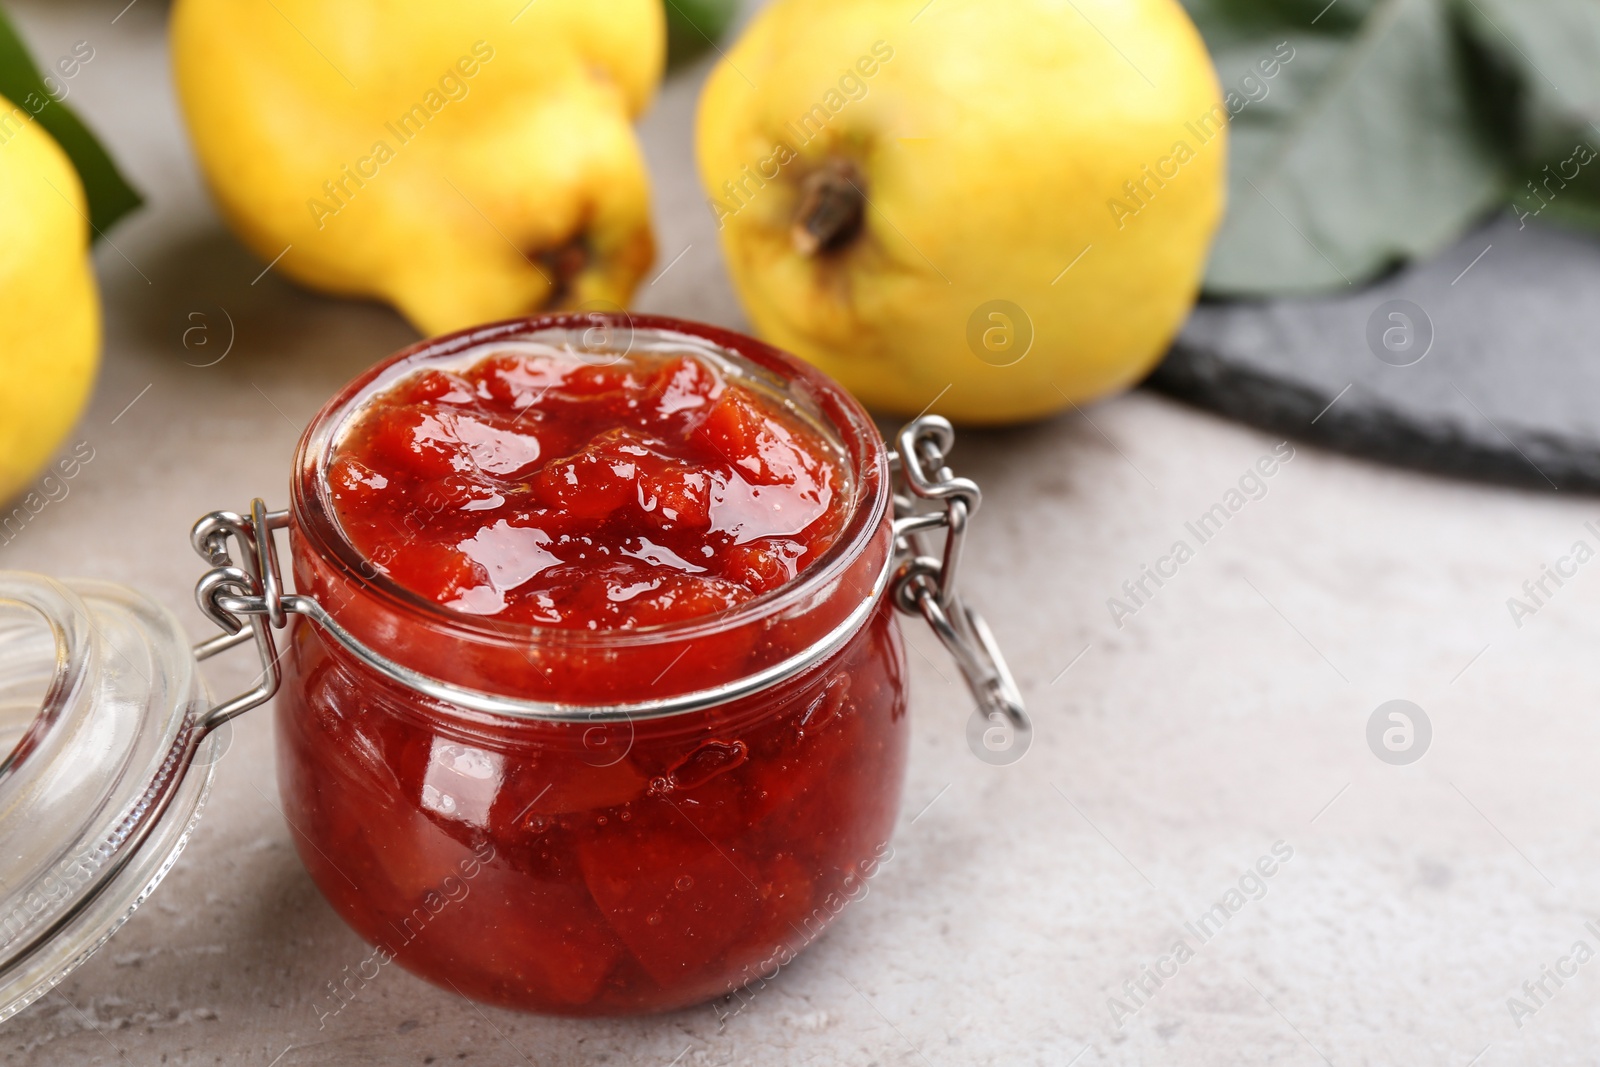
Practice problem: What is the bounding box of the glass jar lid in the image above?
[0,574,222,1022]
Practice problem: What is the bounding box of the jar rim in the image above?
[290,313,891,653]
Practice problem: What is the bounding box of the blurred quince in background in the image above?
[697,0,1225,425]
[0,91,99,505]
[171,0,665,335]
[0,9,139,507]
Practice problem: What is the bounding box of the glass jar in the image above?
[281,314,906,1015]
[0,313,1028,1021]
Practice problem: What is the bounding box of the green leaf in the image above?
[0,5,142,237]
[1456,0,1600,155]
[664,0,739,69]
[1183,0,1509,296]
[1454,0,1600,231]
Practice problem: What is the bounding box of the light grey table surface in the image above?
[6,2,1600,1065]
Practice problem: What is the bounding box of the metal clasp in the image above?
[189,499,299,732]
[890,417,1031,765]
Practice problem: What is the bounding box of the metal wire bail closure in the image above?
[187,418,1029,760]
[890,416,1032,766]
[189,499,295,732]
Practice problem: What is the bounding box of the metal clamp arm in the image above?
[189,499,294,733]
[890,416,1031,765]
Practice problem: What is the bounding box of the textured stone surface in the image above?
[6,3,1600,1066]
[1155,214,1600,491]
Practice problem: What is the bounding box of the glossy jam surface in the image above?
[325,348,849,628]
[282,323,908,1016]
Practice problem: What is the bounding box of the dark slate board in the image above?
[1149,213,1600,492]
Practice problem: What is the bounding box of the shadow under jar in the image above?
[276,316,909,1015]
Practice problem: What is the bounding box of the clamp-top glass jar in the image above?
[0,313,1027,1021]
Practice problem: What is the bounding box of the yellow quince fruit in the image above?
[171,0,664,334]
[697,0,1224,424]
[0,95,99,506]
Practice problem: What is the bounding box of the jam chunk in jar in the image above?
[277,316,908,1015]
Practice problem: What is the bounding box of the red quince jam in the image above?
[325,349,848,626]
[278,337,909,1016]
